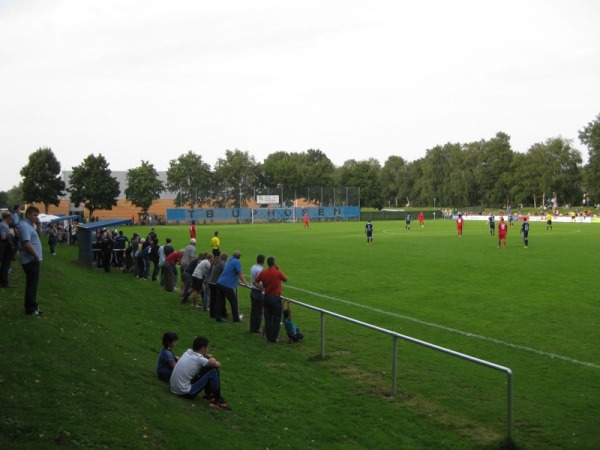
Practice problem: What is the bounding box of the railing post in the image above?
[392,335,398,397]
[320,311,325,359]
[507,370,513,442]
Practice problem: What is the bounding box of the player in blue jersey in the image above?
[365,221,373,244]
[521,217,529,248]
[405,214,411,231]
[488,214,495,236]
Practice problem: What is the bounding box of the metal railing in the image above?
[238,284,513,441]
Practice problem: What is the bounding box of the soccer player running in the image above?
[365,220,374,244]
[497,217,508,249]
[521,217,530,248]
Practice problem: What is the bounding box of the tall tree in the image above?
[381,155,407,207]
[214,149,258,207]
[337,158,384,209]
[403,158,426,206]
[467,132,514,207]
[20,148,66,213]
[125,161,165,216]
[514,138,582,207]
[420,143,463,207]
[301,149,335,188]
[0,184,24,211]
[260,151,303,204]
[578,113,600,203]
[0,191,8,208]
[68,154,121,219]
[165,151,212,209]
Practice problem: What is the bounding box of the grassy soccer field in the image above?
[0,218,598,449]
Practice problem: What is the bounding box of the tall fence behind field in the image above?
[237,285,514,443]
[254,186,360,208]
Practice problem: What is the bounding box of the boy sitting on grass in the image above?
[282,300,304,343]
[169,335,230,410]
[156,331,179,382]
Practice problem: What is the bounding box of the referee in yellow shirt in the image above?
[211,231,221,257]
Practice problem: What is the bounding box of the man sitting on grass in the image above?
[169,336,230,410]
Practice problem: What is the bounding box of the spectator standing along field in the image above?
[254,256,287,343]
[249,254,265,334]
[18,206,43,316]
[215,251,249,323]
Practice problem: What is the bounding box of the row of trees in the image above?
[5,113,600,218]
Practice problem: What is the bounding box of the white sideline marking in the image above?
[286,285,600,370]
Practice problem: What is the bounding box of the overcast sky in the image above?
[1,0,599,191]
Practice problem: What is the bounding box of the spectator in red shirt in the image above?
[163,251,183,292]
[253,256,287,343]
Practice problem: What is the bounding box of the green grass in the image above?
[0,219,598,449]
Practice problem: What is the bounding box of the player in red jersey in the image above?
[418,211,425,228]
[497,217,508,248]
[456,213,464,237]
[189,221,196,239]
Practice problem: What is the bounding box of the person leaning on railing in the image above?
[253,256,287,343]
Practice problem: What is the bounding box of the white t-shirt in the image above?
[192,259,211,280]
[169,349,208,395]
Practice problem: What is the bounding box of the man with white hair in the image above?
[181,238,196,293]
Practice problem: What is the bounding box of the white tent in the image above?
[39,213,61,223]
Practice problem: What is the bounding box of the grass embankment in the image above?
[1,219,598,449]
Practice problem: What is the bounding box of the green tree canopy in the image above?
[337,158,384,209]
[260,151,303,204]
[579,112,600,203]
[166,151,211,209]
[68,154,121,219]
[513,137,582,207]
[0,184,23,210]
[19,147,66,213]
[125,161,165,215]
[214,149,258,207]
[471,132,514,206]
[381,155,407,207]
[301,149,335,188]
